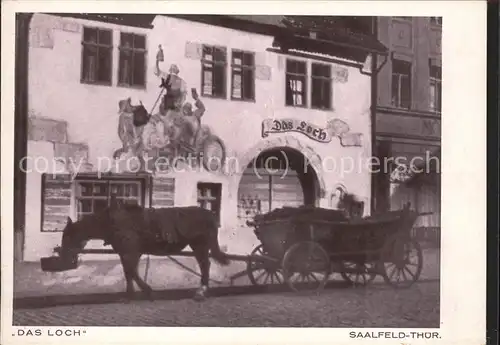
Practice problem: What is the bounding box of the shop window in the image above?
[429,63,442,113]
[75,179,143,220]
[391,59,412,109]
[201,45,227,98]
[118,32,147,88]
[197,183,222,227]
[285,59,307,107]
[231,50,255,101]
[311,63,332,110]
[41,174,72,232]
[81,27,113,85]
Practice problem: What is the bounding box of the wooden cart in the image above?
[244,202,424,292]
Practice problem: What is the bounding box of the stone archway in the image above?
[229,135,327,200]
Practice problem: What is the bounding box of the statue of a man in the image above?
[155,45,187,113]
[180,88,206,147]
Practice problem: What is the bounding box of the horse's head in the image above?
[59,217,88,263]
[118,97,134,114]
[338,192,364,219]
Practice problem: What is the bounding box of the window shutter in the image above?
[185,41,202,60]
[151,177,175,208]
[41,173,72,232]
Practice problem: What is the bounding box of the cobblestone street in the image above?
[13,281,439,328]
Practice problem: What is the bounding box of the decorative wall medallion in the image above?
[255,65,272,80]
[184,41,202,59]
[332,66,349,83]
[30,27,54,49]
[391,21,413,49]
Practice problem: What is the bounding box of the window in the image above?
[118,33,147,88]
[81,27,113,85]
[75,180,142,220]
[391,59,412,109]
[201,45,227,98]
[286,59,307,107]
[430,17,442,25]
[231,50,255,101]
[429,63,442,113]
[311,63,332,109]
[197,183,222,227]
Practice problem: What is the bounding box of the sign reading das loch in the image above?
[261,118,363,147]
[262,118,332,143]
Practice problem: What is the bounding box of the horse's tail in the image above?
[208,217,230,266]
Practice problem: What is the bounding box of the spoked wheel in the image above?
[380,236,423,288]
[247,245,284,286]
[282,241,331,293]
[340,261,377,286]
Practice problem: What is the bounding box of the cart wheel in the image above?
[282,241,331,293]
[340,261,377,286]
[380,236,423,288]
[247,245,283,286]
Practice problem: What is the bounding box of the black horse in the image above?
[58,204,230,301]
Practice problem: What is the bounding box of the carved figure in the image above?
[113,46,227,173]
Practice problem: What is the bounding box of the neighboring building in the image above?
[374,17,442,243]
[20,14,386,261]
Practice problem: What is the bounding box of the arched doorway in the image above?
[237,147,320,222]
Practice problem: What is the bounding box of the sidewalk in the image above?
[12,247,441,301]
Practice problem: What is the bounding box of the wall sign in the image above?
[262,118,332,143]
[261,118,363,147]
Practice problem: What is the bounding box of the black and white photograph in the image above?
[1,1,486,344]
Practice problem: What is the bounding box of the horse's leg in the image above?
[118,253,136,302]
[121,251,154,301]
[128,254,155,301]
[190,241,211,301]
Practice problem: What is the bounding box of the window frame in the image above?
[430,17,442,26]
[117,32,148,89]
[197,182,222,227]
[230,49,256,102]
[80,26,113,86]
[429,64,442,114]
[74,178,145,220]
[310,62,333,110]
[200,44,228,99]
[391,59,412,110]
[285,58,308,108]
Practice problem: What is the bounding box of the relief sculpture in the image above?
[113,45,226,173]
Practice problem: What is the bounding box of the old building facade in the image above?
[374,17,442,242]
[20,14,385,261]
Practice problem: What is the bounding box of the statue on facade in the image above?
[113,45,227,173]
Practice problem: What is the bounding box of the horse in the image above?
[113,98,152,168]
[58,203,230,301]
